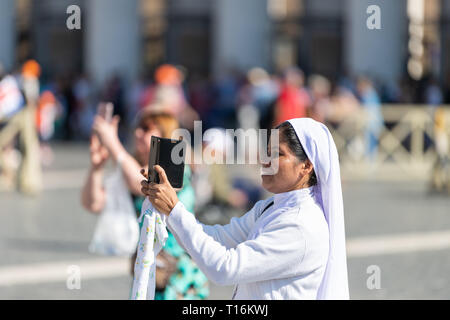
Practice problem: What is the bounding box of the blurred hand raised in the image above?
[90,134,109,169]
[91,113,120,153]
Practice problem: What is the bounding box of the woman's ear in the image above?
[303,160,314,174]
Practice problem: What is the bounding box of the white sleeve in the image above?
[199,201,264,249]
[166,201,306,286]
[165,202,260,253]
[163,206,258,253]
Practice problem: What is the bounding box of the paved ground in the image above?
[1,142,450,299]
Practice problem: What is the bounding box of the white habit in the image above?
[166,186,329,299]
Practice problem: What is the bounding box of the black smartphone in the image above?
[94,102,114,143]
[148,136,186,189]
[97,102,113,122]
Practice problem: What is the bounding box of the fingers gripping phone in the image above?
[148,136,186,189]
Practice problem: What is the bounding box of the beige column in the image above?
[84,0,140,87]
[345,0,407,84]
[212,0,271,75]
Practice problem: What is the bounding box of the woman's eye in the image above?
[271,151,280,157]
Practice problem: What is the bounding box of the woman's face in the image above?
[134,122,162,165]
[261,140,313,194]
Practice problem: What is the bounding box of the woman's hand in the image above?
[90,134,109,170]
[140,165,179,216]
[91,113,121,154]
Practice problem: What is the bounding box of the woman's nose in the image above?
[262,161,271,168]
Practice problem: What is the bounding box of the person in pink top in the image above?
[274,67,311,127]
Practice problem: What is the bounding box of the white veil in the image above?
[287,118,349,299]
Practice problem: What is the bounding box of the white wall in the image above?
[85,0,139,87]
[212,0,271,75]
[0,0,15,71]
[345,0,407,84]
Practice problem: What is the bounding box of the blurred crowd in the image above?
[2,60,450,138]
[1,61,450,192]
[2,61,450,193]
[3,63,449,140]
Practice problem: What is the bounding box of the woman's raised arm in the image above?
[92,115,143,195]
[142,165,262,248]
[166,201,306,286]
[80,134,108,213]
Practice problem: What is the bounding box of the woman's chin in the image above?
[261,175,274,192]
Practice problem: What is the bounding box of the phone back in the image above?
[148,136,185,189]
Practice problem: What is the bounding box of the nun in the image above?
[141,118,349,299]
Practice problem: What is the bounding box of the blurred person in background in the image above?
[380,80,402,103]
[430,108,450,194]
[17,59,43,194]
[35,89,62,167]
[444,72,450,104]
[237,68,279,131]
[0,63,26,190]
[398,76,417,103]
[0,64,25,120]
[191,128,263,223]
[126,74,147,136]
[328,83,360,123]
[307,74,332,123]
[209,68,243,129]
[139,64,199,131]
[81,109,209,300]
[60,74,77,140]
[40,76,68,140]
[101,73,127,141]
[73,73,95,140]
[273,67,310,127]
[21,60,41,104]
[356,76,383,162]
[328,84,364,159]
[424,76,443,117]
[187,73,214,126]
[236,72,260,131]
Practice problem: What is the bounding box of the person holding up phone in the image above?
[81,107,209,300]
[141,118,349,300]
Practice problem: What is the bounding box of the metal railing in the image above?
[327,105,450,180]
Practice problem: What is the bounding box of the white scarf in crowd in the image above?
[130,198,168,300]
[287,117,349,299]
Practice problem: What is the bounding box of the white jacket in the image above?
[166,185,329,300]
